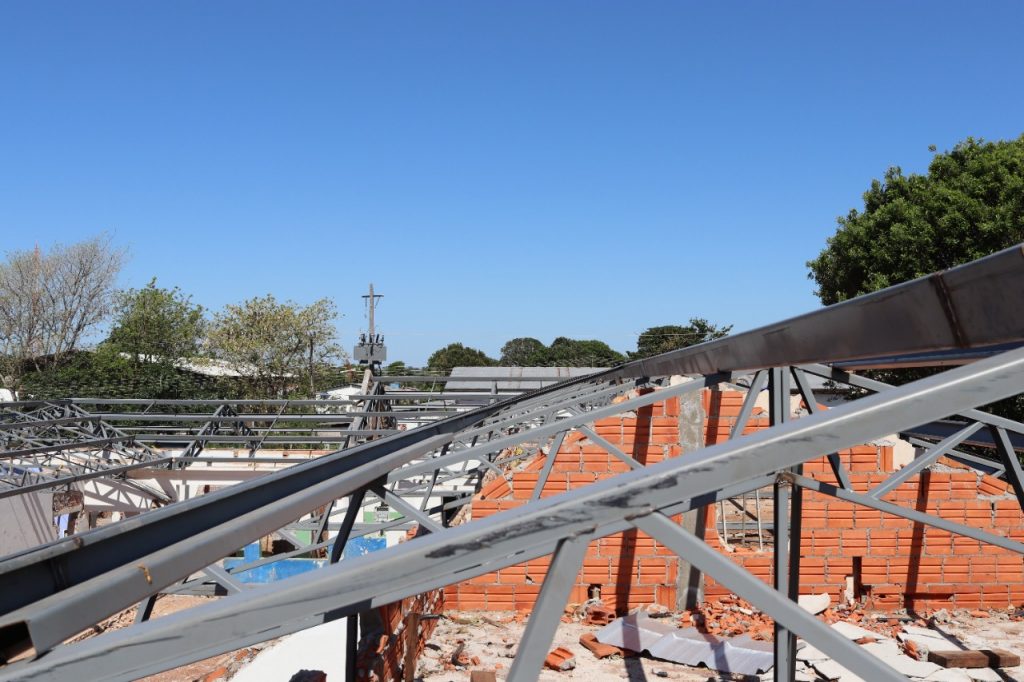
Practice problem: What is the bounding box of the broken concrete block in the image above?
[796,643,830,663]
[544,647,576,671]
[830,621,891,643]
[860,641,941,677]
[899,625,961,658]
[924,669,974,682]
[798,593,831,615]
[810,658,865,682]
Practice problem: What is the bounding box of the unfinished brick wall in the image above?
[448,386,1024,613]
[356,590,444,681]
[446,394,691,613]
[356,528,445,682]
[703,390,1024,611]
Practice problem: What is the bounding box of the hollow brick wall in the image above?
[357,528,445,682]
[445,388,1024,614]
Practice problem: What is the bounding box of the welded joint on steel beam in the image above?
[927,272,968,348]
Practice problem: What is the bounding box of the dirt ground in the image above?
[418,609,1024,682]
[418,611,754,682]
[67,594,275,682]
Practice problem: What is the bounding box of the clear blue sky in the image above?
[2,3,1022,365]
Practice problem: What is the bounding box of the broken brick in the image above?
[584,604,616,626]
[544,647,576,671]
[579,632,625,659]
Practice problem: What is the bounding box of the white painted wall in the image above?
[231,618,347,682]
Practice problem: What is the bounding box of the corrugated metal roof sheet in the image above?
[596,613,775,674]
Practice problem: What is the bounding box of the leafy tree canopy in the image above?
[632,319,733,359]
[426,343,497,374]
[206,295,341,398]
[499,337,547,366]
[107,278,206,363]
[384,361,408,375]
[20,345,235,400]
[540,337,625,367]
[808,135,1024,305]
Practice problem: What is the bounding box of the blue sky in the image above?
[2,2,1022,365]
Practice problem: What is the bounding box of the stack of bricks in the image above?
[447,387,1024,615]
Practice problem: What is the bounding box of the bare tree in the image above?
[0,234,126,389]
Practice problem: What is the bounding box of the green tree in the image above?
[384,360,408,375]
[107,279,206,362]
[808,135,1024,305]
[426,343,497,374]
[19,345,235,399]
[206,295,342,398]
[541,337,625,367]
[807,135,1024,427]
[631,319,732,359]
[499,337,547,366]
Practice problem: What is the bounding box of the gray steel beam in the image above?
[799,363,1024,436]
[790,366,851,489]
[730,369,767,439]
[530,431,567,501]
[792,474,1024,555]
[370,485,442,534]
[0,437,135,460]
[901,420,1024,451]
[202,564,244,595]
[575,425,642,470]
[506,535,589,682]
[869,422,984,499]
[391,374,725,481]
[0,436,450,647]
[137,434,394,444]
[773,477,793,682]
[991,426,1024,513]
[0,457,175,500]
[616,244,1024,380]
[330,489,368,564]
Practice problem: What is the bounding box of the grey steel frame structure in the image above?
[0,246,1023,681]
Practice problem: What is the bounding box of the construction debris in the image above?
[798,593,831,615]
[544,647,576,671]
[583,604,617,626]
[579,632,627,659]
[595,613,775,675]
[927,650,1021,669]
[450,641,469,667]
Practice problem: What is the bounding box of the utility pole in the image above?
[354,283,387,372]
[363,283,382,341]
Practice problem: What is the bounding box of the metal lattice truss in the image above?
[2,246,1024,681]
[0,401,171,502]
